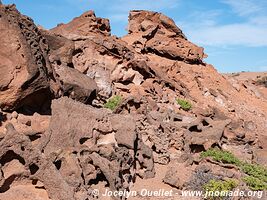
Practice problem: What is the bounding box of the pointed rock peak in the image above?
[80,10,96,18]
[51,10,111,38]
[128,10,186,39]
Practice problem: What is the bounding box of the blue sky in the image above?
[3,0,267,72]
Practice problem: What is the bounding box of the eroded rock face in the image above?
[51,10,111,38]
[123,10,206,63]
[0,3,267,200]
[128,10,186,37]
[41,29,75,68]
[71,35,135,98]
[0,4,53,111]
[0,123,74,200]
[185,118,232,151]
[0,97,155,200]
[42,97,155,198]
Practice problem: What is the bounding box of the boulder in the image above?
[41,30,75,67]
[54,66,98,104]
[253,149,267,167]
[110,115,137,149]
[185,118,231,151]
[163,167,183,189]
[42,97,109,154]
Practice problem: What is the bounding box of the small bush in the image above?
[200,148,241,165]
[241,163,267,183]
[104,95,122,111]
[176,98,192,111]
[242,176,267,191]
[204,179,239,191]
[204,179,238,199]
[201,148,267,191]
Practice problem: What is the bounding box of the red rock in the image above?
[0,4,267,200]
[51,10,111,38]
[123,10,206,63]
[41,29,75,67]
[54,66,98,104]
[0,4,53,111]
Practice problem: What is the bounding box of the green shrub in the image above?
[200,148,241,165]
[204,179,238,199]
[104,95,122,111]
[201,148,267,191]
[242,176,267,191]
[241,163,267,183]
[176,98,192,111]
[204,179,239,191]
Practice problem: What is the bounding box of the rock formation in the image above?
[123,10,206,63]
[0,4,53,112]
[51,10,111,38]
[0,3,266,200]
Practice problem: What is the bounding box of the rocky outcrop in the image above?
[0,3,267,200]
[0,4,105,111]
[123,10,206,63]
[71,35,135,98]
[42,97,155,198]
[127,10,186,38]
[0,4,53,111]
[51,10,111,38]
[0,97,155,200]
[0,123,74,200]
